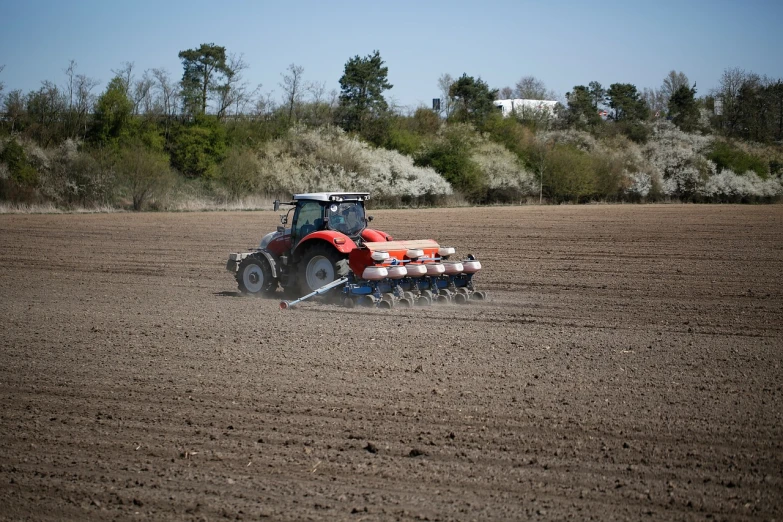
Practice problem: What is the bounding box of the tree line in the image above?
[0,44,781,209]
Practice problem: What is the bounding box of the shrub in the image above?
[608,120,651,144]
[255,126,452,202]
[117,144,176,210]
[471,141,535,202]
[411,108,441,136]
[544,144,596,202]
[218,147,261,201]
[626,172,652,199]
[538,129,598,153]
[643,121,713,198]
[483,116,534,159]
[0,138,38,186]
[41,140,115,206]
[592,155,627,200]
[415,124,484,201]
[384,127,423,157]
[708,140,768,178]
[169,117,227,178]
[661,165,707,200]
[700,169,783,201]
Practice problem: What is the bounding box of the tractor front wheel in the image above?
[297,243,349,296]
[236,255,276,296]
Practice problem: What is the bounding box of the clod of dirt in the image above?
[408,448,426,457]
[364,443,378,454]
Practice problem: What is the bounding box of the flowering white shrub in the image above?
[59,138,80,160]
[660,166,703,197]
[539,129,598,152]
[698,108,712,130]
[626,172,652,198]
[643,121,713,198]
[360,146,452,197]
[471,141,535,193]
[700,169,783,199]
[23,142,50,171]
[257,126,452,198]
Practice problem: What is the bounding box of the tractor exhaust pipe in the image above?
[279,277,350,310]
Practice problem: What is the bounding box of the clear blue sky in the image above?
[1,0,781,110]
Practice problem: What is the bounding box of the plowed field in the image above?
[1,205,782,521]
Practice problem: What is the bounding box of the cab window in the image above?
[328,202,365,236]
[293,201,323,241]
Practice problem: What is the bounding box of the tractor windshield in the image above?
[327,201,366,237]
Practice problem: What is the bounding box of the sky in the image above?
[1,0,781,111]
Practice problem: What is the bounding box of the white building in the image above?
[493,99,559,118]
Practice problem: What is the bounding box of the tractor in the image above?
[226,192,486,308]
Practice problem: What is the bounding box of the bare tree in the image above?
[27,80,67,145]
[303,80,333,126]
[280,63,305,124]
[713,67,750,134]
[514,76,556,100]
[64,60,77,110]
[151,68,179,140]
[0,64,5,99]
[528,139,554,204]
[252,90,277,118]
[4,89,24,132]
[63,60,78,136]
[132,70,155,116]
[328,88,339,108]
[661,70,689,103]
[641,87,667,116]
[308,80,326,105]
[112,61,135,94]
[231,82,261,117]
[498,86,514,100]
[215,52,249,119]
[437,73,455,117]
[59,60,100,138]
[74,74,99,138]
[716,67,747,101]
[228,55,254,117]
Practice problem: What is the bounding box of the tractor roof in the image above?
[292,192,370,202]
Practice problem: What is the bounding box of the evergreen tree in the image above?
[606,83,649,121]
[448,74,498,126]
[337,50,393,134]
[178,43,234,116]
[565,84,603,129]
[668,84,699,132]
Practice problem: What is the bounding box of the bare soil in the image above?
[1,205,782,521]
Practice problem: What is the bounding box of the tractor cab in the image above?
[275,192,371,245]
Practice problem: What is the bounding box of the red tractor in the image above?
[227,192,485,308]
[227,192,390,296]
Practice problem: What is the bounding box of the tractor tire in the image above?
[236,255,276,297]
[297,243,350,296]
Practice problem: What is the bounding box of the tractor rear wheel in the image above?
[236,255,276,296]
[297,243,350,295]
